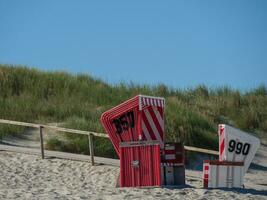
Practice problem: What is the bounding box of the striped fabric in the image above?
[100,95,166,157]
[202,161,244,188]
[140,96,165,110]
[219,124,225,161]
[141,106,164,148]
[203,163,210,188]
[161,143,185,164]
[101,96,140,156]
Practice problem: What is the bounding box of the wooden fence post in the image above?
[88,133,95,166]
[39,126,45,159]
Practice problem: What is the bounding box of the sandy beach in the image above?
[0,145,266,200]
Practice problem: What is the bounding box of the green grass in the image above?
[0,64,266,158]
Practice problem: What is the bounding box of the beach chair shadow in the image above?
[221,188,267,196]
[249,163,267,171]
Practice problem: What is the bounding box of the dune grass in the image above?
[0,64,266,158]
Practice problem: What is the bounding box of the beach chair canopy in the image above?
[101,95,165,157]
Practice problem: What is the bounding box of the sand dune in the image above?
[0,146,267,200]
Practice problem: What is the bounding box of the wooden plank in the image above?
[0,119,109,138]
[204,160,244,166]
[88,134,95,166]
[39,126,45,159]
[184,145,219,156]
[39,125,109,138]
[44,125,89,135]
[0,144,120,166]
[119,140,160,147]
[0,119,40,128]
[88,131,109,138]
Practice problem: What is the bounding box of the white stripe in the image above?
[144,109,164,148]
[152,107,164,131]
[165,154,176,160]
[139,95,165,107]
[139,95,165,101]
[219,129,224,142]
[153,99,156,106]
[141,120,152,140]
[165,146,175,150]
[146,98,149,106]
[139,95,142,110]
[151,99,154,106]
[140,96,165,107]
[161,163,183,166]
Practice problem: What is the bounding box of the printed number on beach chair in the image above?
[218,124,260,173]
[101,95,165,157]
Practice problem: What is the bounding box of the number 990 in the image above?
[228,140,250,155]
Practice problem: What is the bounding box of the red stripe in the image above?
[203,163,209,188]
[142,106,164,147]
[157,107,164,119]
[219,127,224,136]
[101,95,165,157]
[157,107,164,142]
[112,108,139,142]
[220,139,225,157]
[203,178,208,188]
[141,122,151,140]
[142,112,157,140]
[148,107,163,138]
[101,96,140,156]
[108,96,139,117]
[164,149,175,154]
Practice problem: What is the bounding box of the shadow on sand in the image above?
[249,162,267,171]
[220,187,267,196]
[164,185,267,196]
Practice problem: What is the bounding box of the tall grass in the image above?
[0,64,266,157]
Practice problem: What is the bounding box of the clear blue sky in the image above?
[0,1,266,90]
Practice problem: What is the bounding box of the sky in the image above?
[0,0,267,90]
